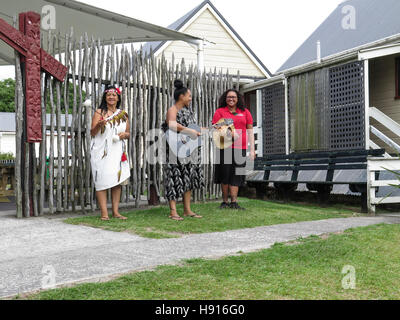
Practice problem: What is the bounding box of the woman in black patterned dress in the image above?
[162,80,204,221]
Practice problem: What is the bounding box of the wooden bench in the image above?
[250,149,386,211]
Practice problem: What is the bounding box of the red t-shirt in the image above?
[212,107,253,149]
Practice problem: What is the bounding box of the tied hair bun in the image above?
[174,79,184,89]
[173,79,189,101]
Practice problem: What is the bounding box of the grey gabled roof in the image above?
[278,0,400,73]
[142,0,272,77]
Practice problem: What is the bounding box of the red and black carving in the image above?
[20,12,42,142]
[41,49,68,82]
[0,12,68,143]
[0,19,27,55]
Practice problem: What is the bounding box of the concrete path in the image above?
[1,211,399,298]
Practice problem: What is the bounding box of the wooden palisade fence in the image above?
[14,31,238,217]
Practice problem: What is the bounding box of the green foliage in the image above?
[0,78,86,114]
[44,81,87,114]
[0,78,16,112]
[0,152,14,160]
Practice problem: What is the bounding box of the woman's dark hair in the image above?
[218,89,245,111]
[99,85,121,114]
[173,79,189,102]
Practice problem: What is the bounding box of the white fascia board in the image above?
[278,52,359,77]
[154,4,210,57]
[155,3,270,78]
[229,78,255,86]
[242,75,285,93]
[359,42,400,60]
[203,4,270,78]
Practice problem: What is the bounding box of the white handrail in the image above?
[370,125,400,153]
[370,107,400,137]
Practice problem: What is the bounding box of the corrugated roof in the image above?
[278,0,400,73]
[142,0,272,77]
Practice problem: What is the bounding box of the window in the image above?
[395,57,400,99]
[244,91,257,126]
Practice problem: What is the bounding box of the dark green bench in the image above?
[249,149,386,211]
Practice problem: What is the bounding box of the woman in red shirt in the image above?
[212,89,256,210]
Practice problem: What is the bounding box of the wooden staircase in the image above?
[368,107,400,214]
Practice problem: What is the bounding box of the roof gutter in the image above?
[242,74,285,93]
[280,51,358,77]
[243,33,400,92]
[277,32,400,77]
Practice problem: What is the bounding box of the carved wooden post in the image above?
[19,12,40,216]
[19,12,42,142]
[0,12,67,217]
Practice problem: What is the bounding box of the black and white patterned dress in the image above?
[162,107,205,201]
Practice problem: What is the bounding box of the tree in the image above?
[44,80,86,114]
[0,78,16,112]
[0,78,86,113]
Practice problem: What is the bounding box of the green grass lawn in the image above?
[24,223,400,300]
[64,198,360,239]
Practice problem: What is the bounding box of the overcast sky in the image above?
[0,0,343,79]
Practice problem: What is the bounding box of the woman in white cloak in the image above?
[90,86,130,220]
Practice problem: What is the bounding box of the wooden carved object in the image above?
[0,12,67,142]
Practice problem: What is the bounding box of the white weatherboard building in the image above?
[244,0,400,212]
[143,0,271,79]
